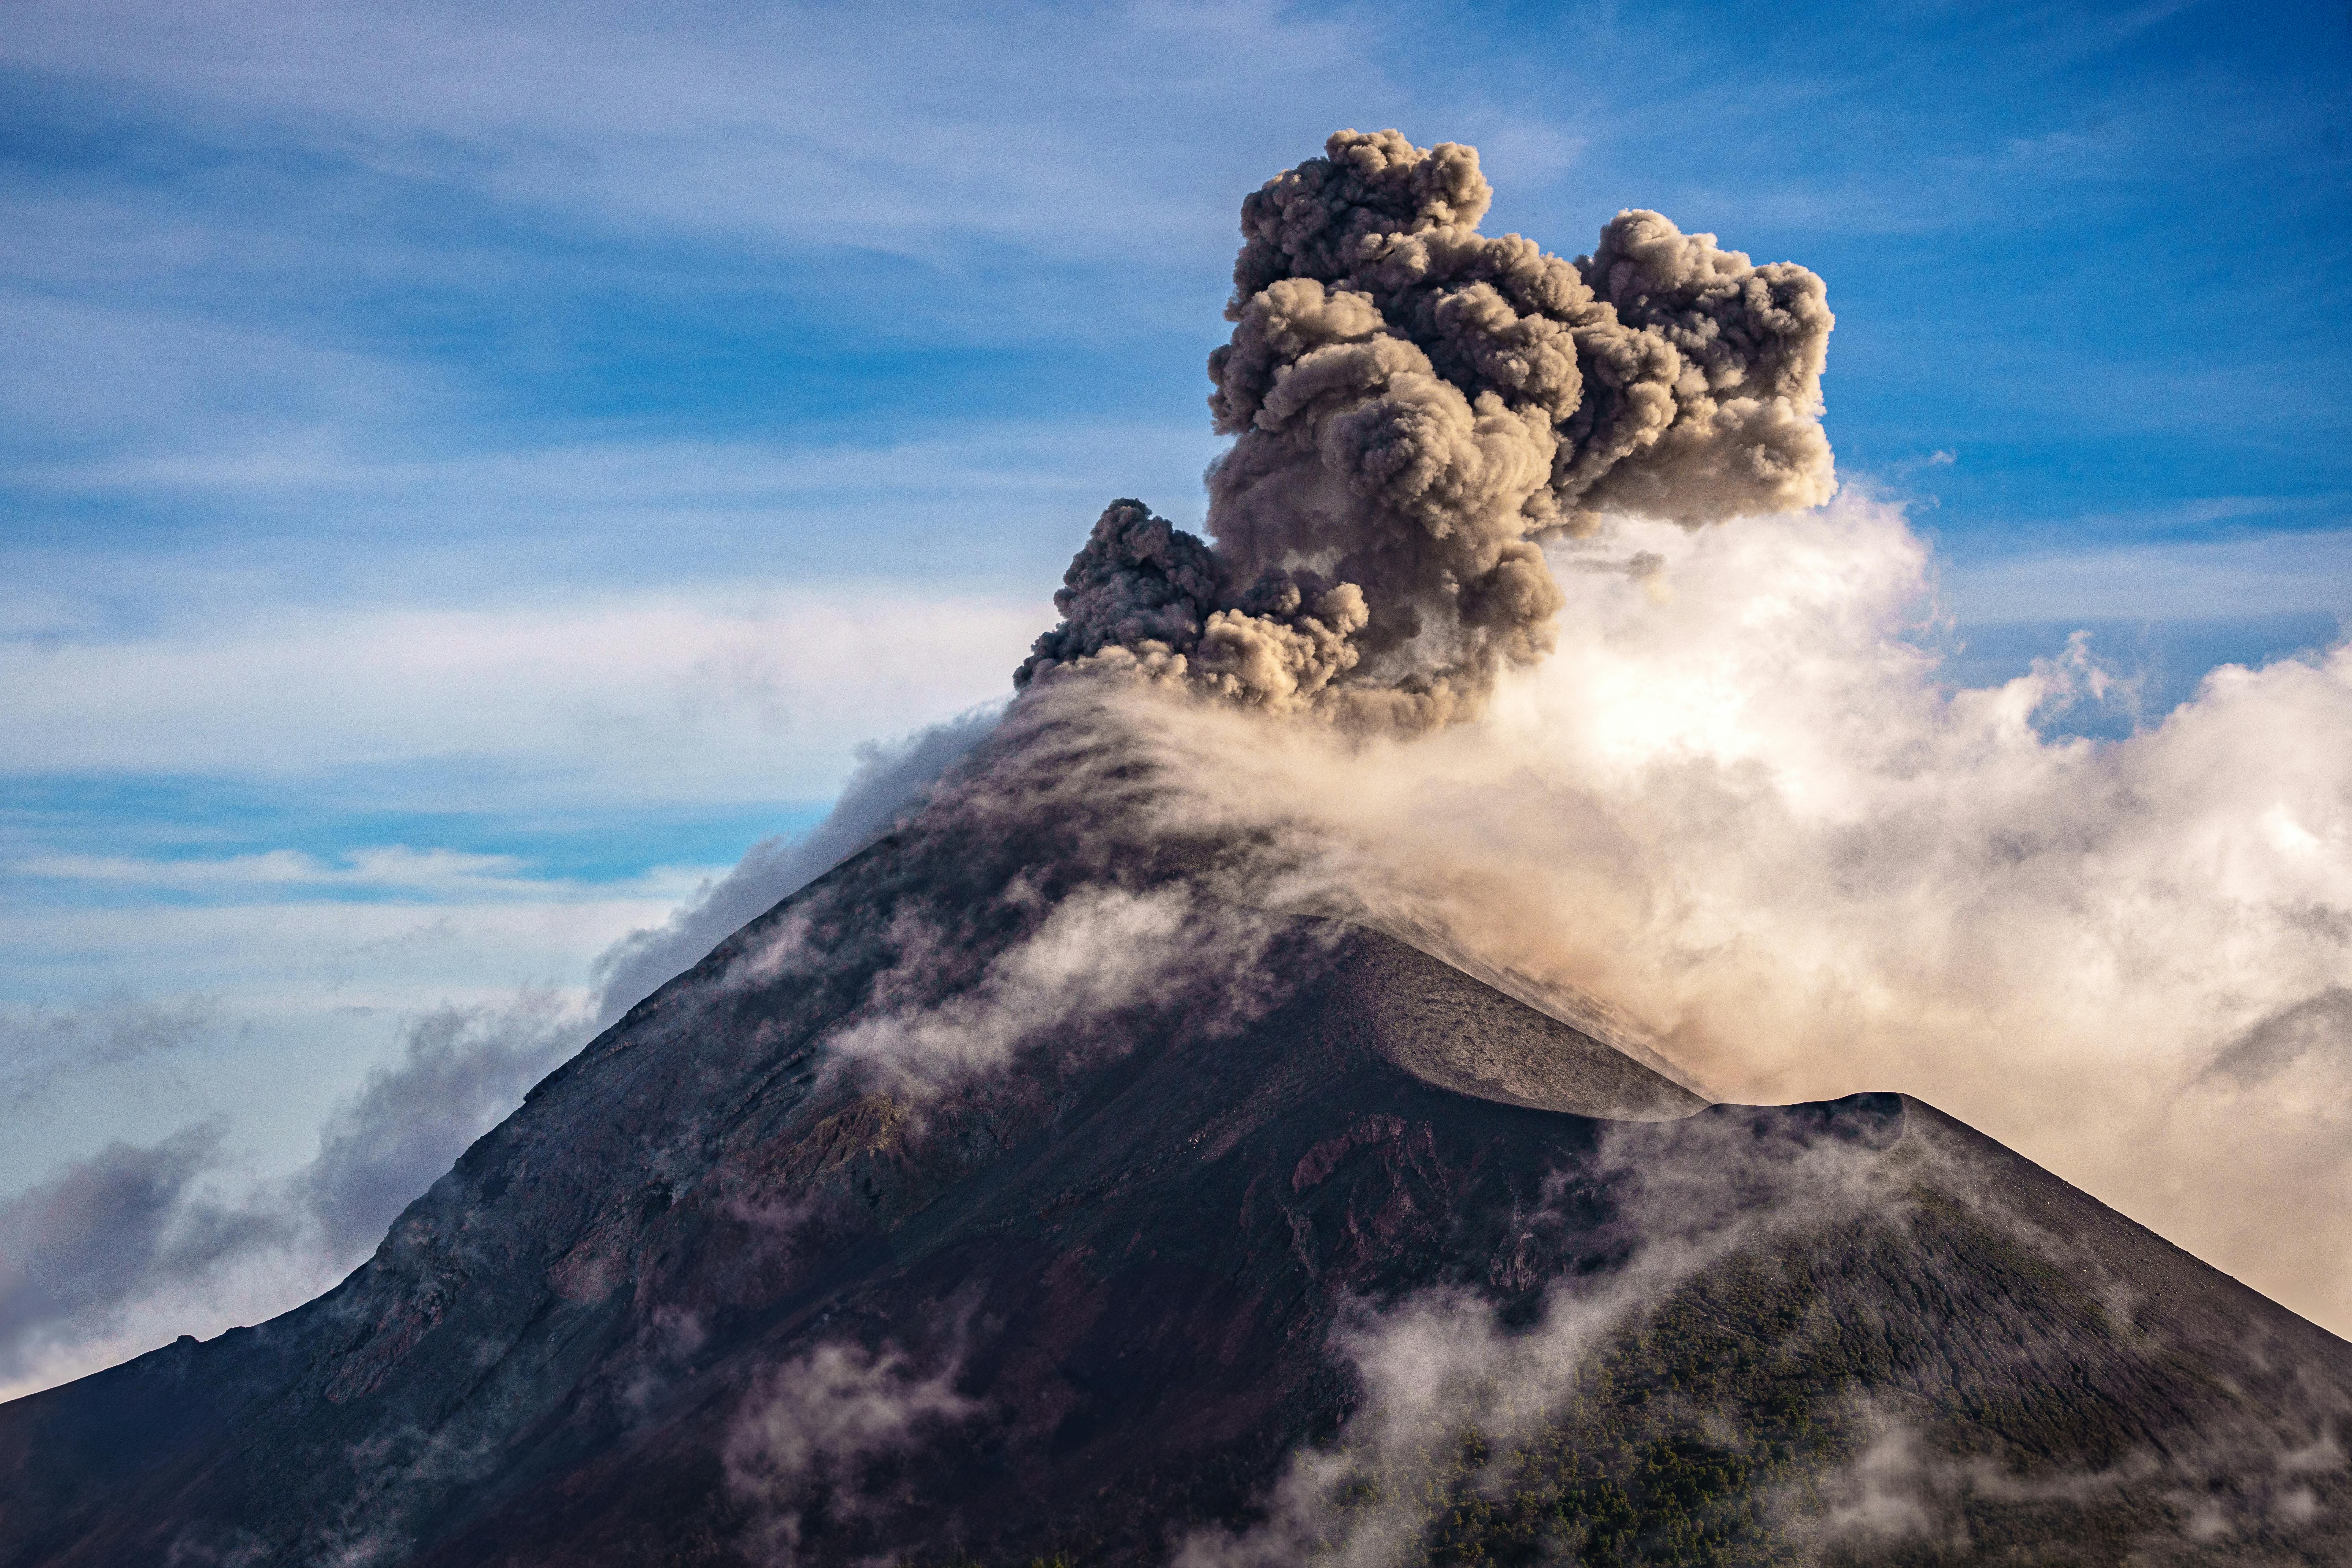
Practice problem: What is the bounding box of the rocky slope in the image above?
[2,714,2347,1566]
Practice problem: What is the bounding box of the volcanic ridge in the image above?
[3,696,2349,1566]
[4,128,2349,1567]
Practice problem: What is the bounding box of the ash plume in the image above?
[1017,128,1835,729]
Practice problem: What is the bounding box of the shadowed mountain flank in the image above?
[1,718,2347,1566]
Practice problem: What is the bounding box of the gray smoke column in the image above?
[1017,128,1836,729]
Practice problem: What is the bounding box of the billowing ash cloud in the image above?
[1018,128,1835,728]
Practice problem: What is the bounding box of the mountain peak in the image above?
[4,712,2347,1565]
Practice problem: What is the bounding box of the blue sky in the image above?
[1,1,2348,1255]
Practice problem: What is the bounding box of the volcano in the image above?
[1,701,2347,1567]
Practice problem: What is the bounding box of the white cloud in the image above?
[1946,527,2352,620]
[824,883,1289,1098]
[0,992,220,1111]
[0,586,1039,805]
[0,991,586,1403]
[0,880,695,1203]
[724,1339,976,1564]
[1177,1113,1902,1567]
[1095,493,2352,1334]
[0,0,1388,269]
[17,846,532,894]
[4,419,1224,563]
[0,709,989,1395]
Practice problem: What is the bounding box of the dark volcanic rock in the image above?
[2,711,2348,1566]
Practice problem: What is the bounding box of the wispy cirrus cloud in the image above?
[17,847,532,895]
[1943,529,2352,621]
[0,991,220,1111]
[0,0,1383,269]
[0,588,1033,807]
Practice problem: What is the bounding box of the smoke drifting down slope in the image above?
[996,127,2352,1337]
[1065,498,2352,1338]
[1017,129,1835,729]
[4,711,2343,1566]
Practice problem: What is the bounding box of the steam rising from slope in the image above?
[1176,1098,2352,1566]
[1055,497,2352,1332]
[725,1340,976,1566]
[1018,129,1834,729]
